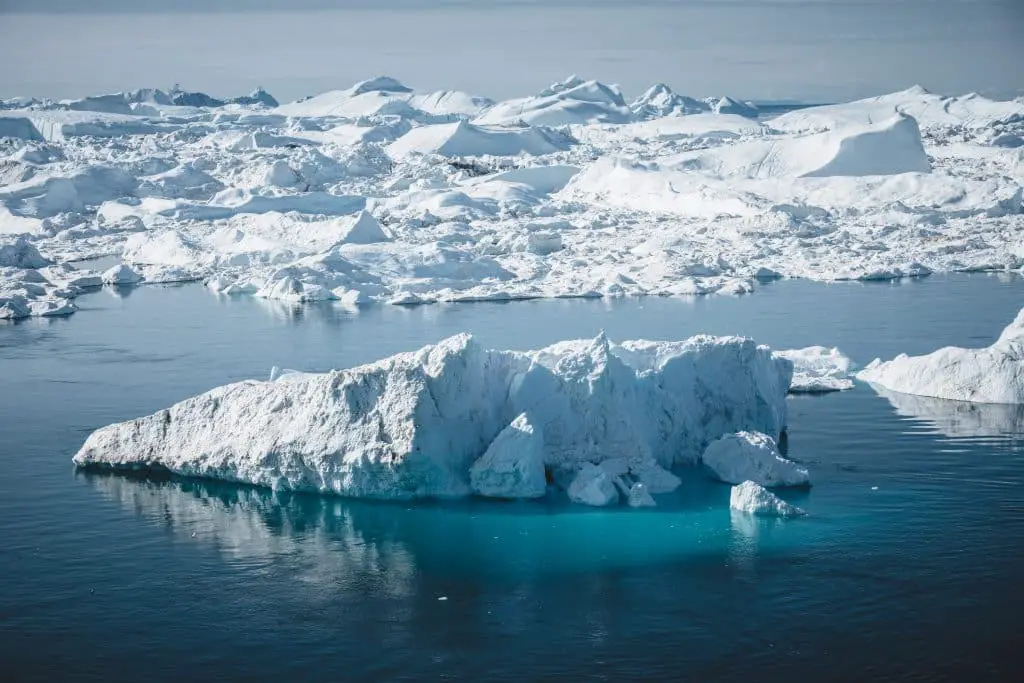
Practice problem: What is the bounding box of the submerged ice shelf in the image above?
[2,76,1023,320]
[74,332,815,507]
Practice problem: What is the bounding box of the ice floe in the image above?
[73,332,792,505]
[1,77,1023,320]
[701,431,810,487]
[858,308,1024,404]
[729,480,805,517]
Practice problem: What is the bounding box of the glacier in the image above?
[2,76,1024,321]
[73,332,793,505]
[858,308,1024,404]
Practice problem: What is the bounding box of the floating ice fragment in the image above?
[730,481,805,517]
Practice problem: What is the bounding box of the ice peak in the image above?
[540,74,586,97]
[349,76,412,97]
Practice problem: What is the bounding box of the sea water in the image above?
[0,273,1022,681]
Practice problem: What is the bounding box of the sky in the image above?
[0,0,1021,104]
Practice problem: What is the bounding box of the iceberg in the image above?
[776,346,854,393]
[858,308,1024,404]
[387,121,572,158]
[74,333,792,504]
[102,264,143,285]
[701,431,810,487]
[474,75,633,127]
[629,84,709,120]
[729,481,805,517]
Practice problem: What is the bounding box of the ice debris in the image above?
[702,431,810,487]
[729,481,806,517]
[73,332,792,505]
[858,307,1024,404]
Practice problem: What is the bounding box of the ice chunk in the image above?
[702,431,810,487]
[101,264,143,285]
[469,413,547,499]
[858,308,1024,404]
[0,237,49,268]
[776,346,854,393]
[475,76,632,127]
[333,211,390,245]
[62,93,134,116]
[730,481,806,517]
[74,333,791,501]
[567,463,619,506]
[708,96,759,118]
[630,83,709,119]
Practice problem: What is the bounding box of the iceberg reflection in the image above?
[868,383,1024,440]
[80,469,747,579]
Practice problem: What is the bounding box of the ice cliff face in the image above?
[73,333,792,503]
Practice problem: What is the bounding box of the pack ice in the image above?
[3,77,1024,320]
[858,308,1024,404]
[73,332,793,506]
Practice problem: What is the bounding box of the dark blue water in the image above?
[1,274,1023,682]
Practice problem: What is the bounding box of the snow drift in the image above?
[74,333,792,504]
[858,308,1024,404]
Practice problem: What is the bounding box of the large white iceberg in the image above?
[858,308,1024,404]
[73,333,792,504]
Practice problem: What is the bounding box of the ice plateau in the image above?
[2,76,1024,320]
[73,332,793,505]
[858,308,1024,404]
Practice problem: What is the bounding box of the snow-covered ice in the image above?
[3,77,1024,320]
[777,346,854,393]
[729,481,806,518]
[858,308,1024,404]
[73,332,792,505]
[701,431,810,487]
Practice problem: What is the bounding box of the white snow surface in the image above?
[858,308,1024,404]
[701,431,810,487]
[2,78,1024,319]
[729,481,805,518]
[73,332,792,503]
